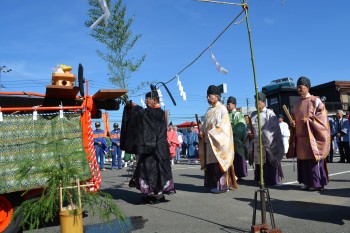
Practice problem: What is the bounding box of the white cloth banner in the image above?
[210,51,228,75]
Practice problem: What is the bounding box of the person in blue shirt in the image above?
[327,116,336,163]
[334,110,350,163]
[110,123,122,169]
[93,122,106,171]
[184,124,199,165]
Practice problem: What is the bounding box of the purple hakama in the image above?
[234,153,248,178]
[297,159,328,188]
[254,161,281,186]
[204,163,234,190]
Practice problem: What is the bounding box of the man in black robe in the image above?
[120,90,175,204]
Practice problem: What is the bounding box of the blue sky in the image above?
[1,0,349,125]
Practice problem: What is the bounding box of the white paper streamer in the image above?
[157,88,165,107]
[210,51,228,75]
[0,111,3,122]
[177,75,187,101]
[90,0,111,30]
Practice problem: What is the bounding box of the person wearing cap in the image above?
[334,110,350,163]
[120,89,175,204]
[198,85,236,193]
[93,122,106,171]
[248,92,284,186]
[289,76,330,191]
[110,123,122,169]
[278,114,290,155]
[184,124,199,165]
[226,96,248,180]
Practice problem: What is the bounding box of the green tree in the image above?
[85,0,146,92]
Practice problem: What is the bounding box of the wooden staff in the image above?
[195,114,206,167]
[282,105,293,122]
[230,165,238,190]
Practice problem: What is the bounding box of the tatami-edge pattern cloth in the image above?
[0,113,91,194]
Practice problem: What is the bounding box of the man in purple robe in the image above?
[289,76,330,191]
[248,92,284,186]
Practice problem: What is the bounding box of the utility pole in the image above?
[246,96,249,115]
[0,66,12,91]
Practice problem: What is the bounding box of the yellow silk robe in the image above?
[199,101,234,172]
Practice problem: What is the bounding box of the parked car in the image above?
[262,77,295,93]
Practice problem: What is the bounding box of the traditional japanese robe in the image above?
[199,101,235,189]
[290,94,330,188]
[167,129,179,159]
[279,121,290,154]
[184,130,198,159]
[291,95,330,161]
[120,104,175,195]
[229,109,248,178]
[199,101,234,171]
[249,107,284,185]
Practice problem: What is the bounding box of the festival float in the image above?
[0,64,127,232]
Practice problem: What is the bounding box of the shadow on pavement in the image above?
[173,182,209,193]
[179,174,204,180]
[147,205,250,233]
[236,197,350,225]
[85,216,146,233]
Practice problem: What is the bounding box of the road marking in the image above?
[283,170,350,185]
[172,164,350,186]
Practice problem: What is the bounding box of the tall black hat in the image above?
[227,96,237,105]
[297,76,311,88]
[207,85,221,96]
[145,90,159,99]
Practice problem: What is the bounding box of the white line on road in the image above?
[283,170,350,185]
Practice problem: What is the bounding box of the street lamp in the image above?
[0,66,12,91]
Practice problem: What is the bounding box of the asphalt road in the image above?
[26,153,350,233]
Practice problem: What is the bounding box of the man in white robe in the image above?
[278,114,290,155]
[198,85,237,193]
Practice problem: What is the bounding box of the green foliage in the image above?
[85,0,147,92]
[14,155,126,231]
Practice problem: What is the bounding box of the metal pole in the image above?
[246,97,249,115]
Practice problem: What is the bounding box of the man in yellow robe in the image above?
[198,85,236,194]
